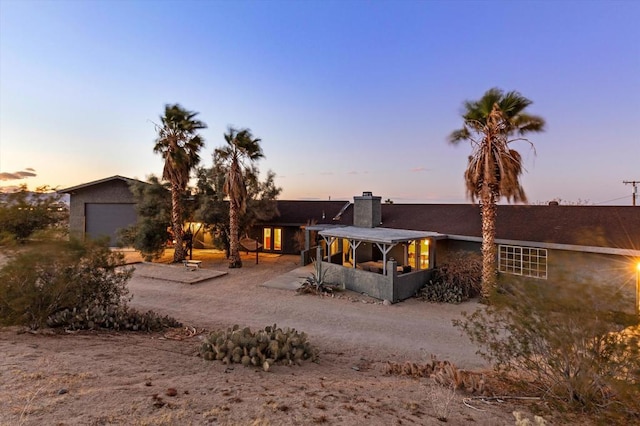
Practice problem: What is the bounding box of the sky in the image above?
[0,0,638,205]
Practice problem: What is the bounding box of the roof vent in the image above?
[548,201,559,206]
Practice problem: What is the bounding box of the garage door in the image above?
[85,203,137,246]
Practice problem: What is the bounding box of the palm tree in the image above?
[153,104,206,263]
[449,88,545,298]
[215,127,264,268]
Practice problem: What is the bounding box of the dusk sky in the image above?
[0,0,638,205]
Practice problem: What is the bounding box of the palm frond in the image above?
[452,88,544,203]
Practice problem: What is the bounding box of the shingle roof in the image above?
[268,200,353,226]
[381,204,640,251]
[262,201,639,251]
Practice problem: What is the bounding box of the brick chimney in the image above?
[354,192,381,228]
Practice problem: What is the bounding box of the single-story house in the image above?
[252,192,640,305]
[60,175,639,307]
[59,175,144,246]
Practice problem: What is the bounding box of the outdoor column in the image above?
[349,239,362,268]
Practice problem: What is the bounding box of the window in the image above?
[263,228,271,250]
[498,245,547,279]
[263,227,282,251]
[408,239,430,270]
[274,228,282,251]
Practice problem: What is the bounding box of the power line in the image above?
[623,180,639,206]
[594,194,631,205]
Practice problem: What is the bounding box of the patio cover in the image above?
[318,226,445,244]
[317,226,446,274]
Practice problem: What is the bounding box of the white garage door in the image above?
[85,203,137,246]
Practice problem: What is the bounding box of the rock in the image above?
[57,388,68,395]
[382,299,392,306]
[166,388,178,397]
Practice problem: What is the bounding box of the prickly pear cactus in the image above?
[200,324,318,369]
[46,304,182,332]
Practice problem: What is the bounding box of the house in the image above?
[59,174,639,307]
[252,193,640,305]
[58,175,145,246]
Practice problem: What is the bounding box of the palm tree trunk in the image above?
[171,183,185,263]
[228,201,242,268]
[480,186,497,300]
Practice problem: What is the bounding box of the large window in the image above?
[498,245,547,279]
[408,239,430,270]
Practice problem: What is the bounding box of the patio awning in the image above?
[318,226,446,244]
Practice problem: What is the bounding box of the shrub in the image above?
[419,251,482,303]
[0,239,133,329]
[454,278,640,419]
[0,185,68,244]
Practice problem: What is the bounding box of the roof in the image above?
[58,175,146,194]
[318,226,445,244]
[260,201,640,252]
[380,204,640,252]
[266,200,353,226]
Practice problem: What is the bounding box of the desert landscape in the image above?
[1,251,556,425]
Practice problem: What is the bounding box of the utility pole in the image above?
[623,180,639,206]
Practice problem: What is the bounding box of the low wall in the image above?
[322,261,393,300]
[321,260,433,303]
[394,269,433,301]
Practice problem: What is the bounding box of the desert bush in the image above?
[385,356,486,394]
[454,278,640,419]
[200,324,318,370]
[0,185,68,244]
[419,251,482,303]
[425,381,457,422]
[0,239,133,329]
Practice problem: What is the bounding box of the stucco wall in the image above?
[437,239,637,313]
[321,260,432,302]
[547,250,637,313]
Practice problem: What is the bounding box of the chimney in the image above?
[354,192,381,228]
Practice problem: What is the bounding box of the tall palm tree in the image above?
[449,88,545,298]
[153,104,206,263]
[215,127,264,268]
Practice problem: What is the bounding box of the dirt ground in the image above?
[1,250,559,425]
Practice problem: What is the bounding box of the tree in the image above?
[449,88,545,298]
[118,176,172,261]
[195,162,280,257]
[153,104,206,262]
[215,127,265,268]
[0,185,68,245]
